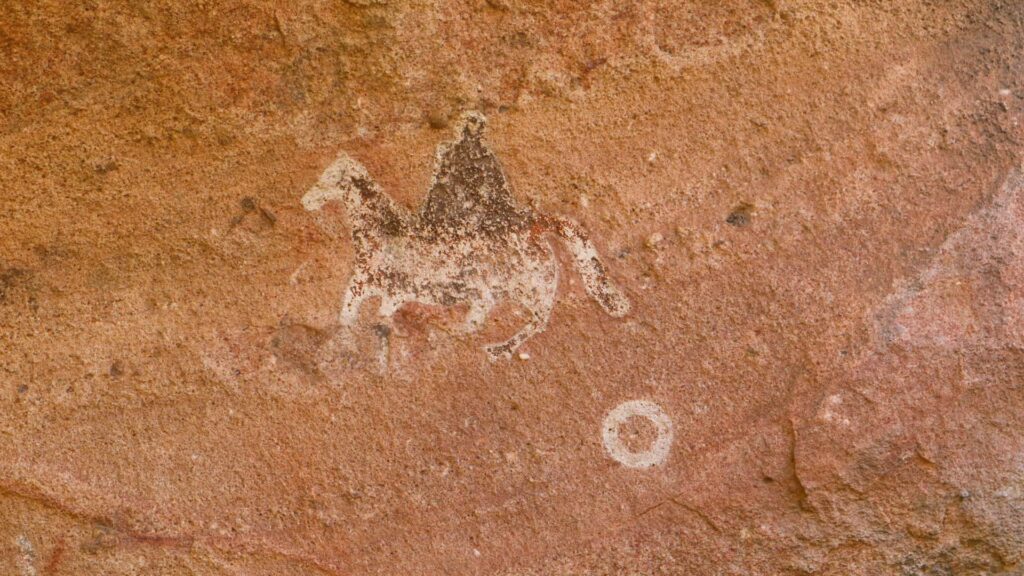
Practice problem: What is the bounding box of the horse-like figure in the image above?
[302,112,629,360]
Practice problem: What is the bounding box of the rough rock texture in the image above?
[2,1,1023,574]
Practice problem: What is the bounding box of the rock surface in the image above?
[2,1,1023,574]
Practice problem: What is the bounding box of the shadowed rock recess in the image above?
[1,1,1023,575]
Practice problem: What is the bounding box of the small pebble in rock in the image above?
[427,111,449,129]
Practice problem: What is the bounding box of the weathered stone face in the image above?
[1,1,1023,575]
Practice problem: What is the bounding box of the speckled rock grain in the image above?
[2,1,1023,575]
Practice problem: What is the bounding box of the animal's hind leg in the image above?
[460,293,494,335]
[485,288,556,361]
[373,299,398,373]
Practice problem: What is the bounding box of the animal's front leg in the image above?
[338,274,369,329]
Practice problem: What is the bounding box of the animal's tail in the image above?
[545,215,631,317]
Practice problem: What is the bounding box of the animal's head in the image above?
[302,154,372,212]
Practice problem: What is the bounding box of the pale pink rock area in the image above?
[2,1,1024,575]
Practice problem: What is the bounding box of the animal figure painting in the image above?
[302,112,629,360]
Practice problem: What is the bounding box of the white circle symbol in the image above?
[602,400,674,468]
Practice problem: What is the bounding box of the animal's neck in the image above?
[339,189,410,240]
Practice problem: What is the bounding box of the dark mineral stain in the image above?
[259,207,277,226]
[0,267,28,302]
[726,202,754,227]
[94,158,119,174]
[231,196,277,231]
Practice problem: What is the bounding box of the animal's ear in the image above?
[329,153,374,185]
